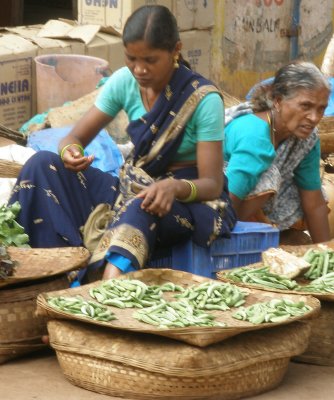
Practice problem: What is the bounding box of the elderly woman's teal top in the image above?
[95,67,224,163]
[223,113,321,199]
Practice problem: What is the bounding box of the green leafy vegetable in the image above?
[0,201,30,247]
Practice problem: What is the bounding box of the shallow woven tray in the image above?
[0,247,90,288]
[48,319,310,400]
[217,241,334,301]
[0,274,69,344]
[37,268,320,347]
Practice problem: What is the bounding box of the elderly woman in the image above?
[224,61,330,244]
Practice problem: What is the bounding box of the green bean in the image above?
[303,249,334,279]
[133,299,226,328]
[225,266,299,290]
[174,281,248,310]
[232,298,312,324]
[47,296,116,321]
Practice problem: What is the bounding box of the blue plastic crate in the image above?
[148,221,279,279]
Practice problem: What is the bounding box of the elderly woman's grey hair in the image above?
[251,60,331,112]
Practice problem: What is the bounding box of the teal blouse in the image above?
[95,67,224,162]
[223,114,321,199]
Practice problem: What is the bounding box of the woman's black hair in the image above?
[122,5,180,51]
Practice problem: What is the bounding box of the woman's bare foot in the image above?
[102,263,122,280]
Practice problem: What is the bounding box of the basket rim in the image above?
[37,268,320,347]
[217,240,334,301]
[0,246,90,288]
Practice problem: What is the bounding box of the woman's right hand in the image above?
[61,145,94,172]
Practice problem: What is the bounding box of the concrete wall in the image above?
[211,0,334,99]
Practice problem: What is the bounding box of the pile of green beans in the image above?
[297,271,334,293]
[233,298,312,324]
[225,266,299,290]
[133,299,226,328]
[89,279,184,309]
[303,249,334,279]
[47,296,116,322]
[174,281,247,310]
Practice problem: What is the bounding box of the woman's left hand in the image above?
[136,179,177,217]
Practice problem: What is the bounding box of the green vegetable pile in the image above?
[47,296,116,322]
[233,298,312,324]
[89,279,183,309]
[174,280,248,310]
[133,299,226,328]
[225,266,299,290]
[46,278,313,329]
[303,248,334,279]
[0,201,29,247]
[296,272,334,294]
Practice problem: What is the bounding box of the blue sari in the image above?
[9,65,236,275]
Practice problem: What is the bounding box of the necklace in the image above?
[266,110,276,147]
[144,88,151,111]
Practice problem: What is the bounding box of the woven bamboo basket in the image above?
[217,241,334,366]
[1,246,90,288]
[0,123,27,178]
[0,274,69,364]
[0,246,90,363]
[0,159,22,178]
[0,123,27,146]
[0,275,69,345]
[36,268,320,347]
[318,116,334,154]
[48,318,310,400]
[293,301,334,366]
[0,341,46,364]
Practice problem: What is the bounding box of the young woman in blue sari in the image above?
[9,5,236,280]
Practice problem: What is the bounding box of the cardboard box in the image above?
[173,0,214,31]
[180,29,212,79]
[0,34,37,130]
[77,0,214,33]
[0,20,125,129]
[77,0,172,33]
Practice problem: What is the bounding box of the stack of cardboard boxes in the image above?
[77,0,215,79]
[0,0,215,130]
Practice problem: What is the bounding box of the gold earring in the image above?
[173,55,179,68]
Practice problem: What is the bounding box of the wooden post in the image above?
[0,0,24,27]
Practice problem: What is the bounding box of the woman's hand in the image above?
[137,178,177,217]
[58,106,113,171]
[61,145,95,172]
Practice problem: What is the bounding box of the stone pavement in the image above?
[1,348,333,400]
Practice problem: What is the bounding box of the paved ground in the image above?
[1,348,334,400]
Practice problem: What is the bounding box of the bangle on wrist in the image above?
[180,179,197,203]
[60,143,84,161]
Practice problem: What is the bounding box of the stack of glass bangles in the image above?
[181,179,197,202]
